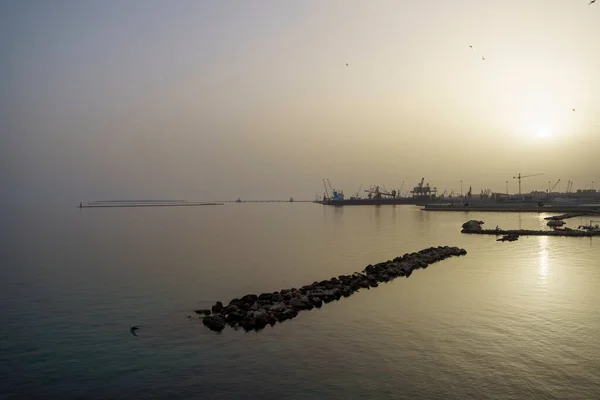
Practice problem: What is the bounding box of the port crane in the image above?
[548,179,561,194]
[410,177,432,197]
[322,178,330,200]
[364,185,398,199]
[513,173,544,195]
[566,180,574,193]
[351,184,363,200]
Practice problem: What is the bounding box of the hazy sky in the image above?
[2,0,599,203]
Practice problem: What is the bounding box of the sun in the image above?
[535,126,553,139]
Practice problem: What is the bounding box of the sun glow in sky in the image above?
[1,0,599,202]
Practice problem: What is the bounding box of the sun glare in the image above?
[535,126,553,139]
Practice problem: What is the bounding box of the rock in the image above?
[223,304,239,315]
[289,297,310,310]
[282,309,298,319]
[195,309,211,316]
[253,312,270,330]
[211,301,223,314]
[240,317,256,331]
[311,297,323,308]
[240,294,258,304]
[267,314,278,326]
[269,302,287,313]
[225,311,244,324]
[203,315,226,332]
[258,292,273,301]
[461,220,484,232]
[271,293,283,302]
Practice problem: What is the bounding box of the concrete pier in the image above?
[423,203,600,213]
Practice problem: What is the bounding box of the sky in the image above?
[1,0,599,203]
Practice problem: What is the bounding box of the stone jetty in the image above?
[461,220,600,237]
[200,246,467,332]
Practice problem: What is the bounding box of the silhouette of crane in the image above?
[548,178,561,194]
[513,173,545,195]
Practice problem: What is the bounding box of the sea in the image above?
[1,203,599,399]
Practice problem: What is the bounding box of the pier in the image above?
[198,246,467,332]
[423,203,600,214]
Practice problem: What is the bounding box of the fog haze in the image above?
[2,0,599,203]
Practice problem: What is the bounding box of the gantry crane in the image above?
[513,173,544,195]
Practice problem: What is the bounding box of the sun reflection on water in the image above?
[538,236,549,279]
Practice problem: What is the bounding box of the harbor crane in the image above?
[566,180,574,193]
[513,173,544,195]
[548,179,561,194]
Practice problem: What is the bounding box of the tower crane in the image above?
[513,173,544,195]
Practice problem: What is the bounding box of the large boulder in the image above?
[203,315,226,332]
[461,220,484,232]
[211,301,223,314]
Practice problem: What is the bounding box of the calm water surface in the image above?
[1,204,599,399]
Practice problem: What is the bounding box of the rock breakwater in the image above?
[200,246,467,333]
[461,220,600,237]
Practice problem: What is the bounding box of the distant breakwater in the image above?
[460,220,600,237]
[79,201,223,208]
[197,246,467,333]
[463,228,600,237]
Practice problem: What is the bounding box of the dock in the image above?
[423,203,600,214]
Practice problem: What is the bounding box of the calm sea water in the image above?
[1,203,599,399]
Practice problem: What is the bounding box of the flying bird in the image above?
[482,56,486,61]
[590,0,596,5]
[130,326,140,336]
[469,45,473,49]
[572,108,576,112]
[346,63,349,67]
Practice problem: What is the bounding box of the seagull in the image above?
[469,45,473,49]
[346,63,349,67]
[572,108,576,112]
[590,0,596,5]
[482,56,486,60]
[130,326,140,336]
